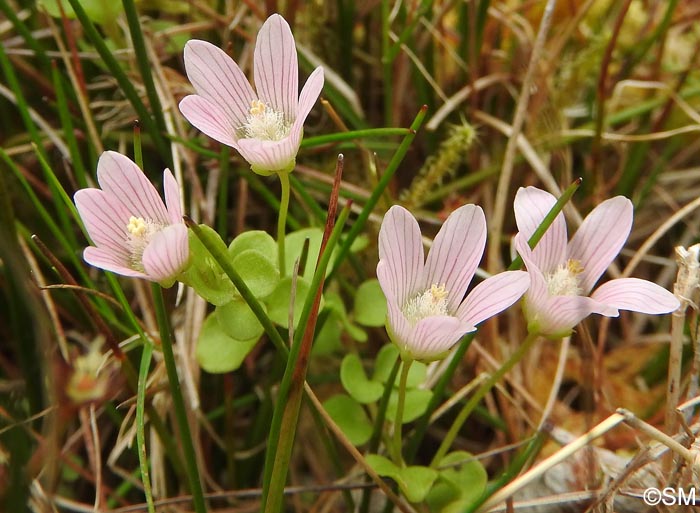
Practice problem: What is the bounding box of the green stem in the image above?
[277,171,291,278]
[360,357,401,513]
[150,284,207,513]
[392,358,413,466]
[301,128,410,148]
[404,333,475,462]
[136,343,155,513]
[261,203,352,512]
[430,332,539,467]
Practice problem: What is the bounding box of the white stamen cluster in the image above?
[402,284,450,326]
[545,259,584,296]
[240,99,291,141]
[126,216,162,271]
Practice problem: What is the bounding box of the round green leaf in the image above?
[39,0,123,24]
[400,465,439,503]
[354,279,387,327]
[346,322,368,342]
[312,310,343,356]
[387,388,433,423]
[215,298,265,341]
[196,314,259,373]
[340,354,383,404]
[323,394,372,446]
[373,344,400,383]
[180,227,235,306]
[427,451,488,512]
[285,228,323,281]
[265,276,310,328]
[365,455,437,503]
[232,249,279,299]
[229,230,276,262]
[373,344,427,388]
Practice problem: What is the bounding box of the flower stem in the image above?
[392,358,413,466]
[136,342,155,513]
[430,332,539,467]
[277,171,290,278]
[150,284,207,513]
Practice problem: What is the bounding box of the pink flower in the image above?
[514,186,679,337]
[74,151,189,286]
[179,14,324,176]
[377,205,530,361]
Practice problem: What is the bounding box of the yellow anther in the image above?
[430,284,448,302]
[567,259,584,275]
[249,99,267,117]
[127,216,147,237]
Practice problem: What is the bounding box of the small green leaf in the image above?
[40,0,123,24]
[365,455,437,503]
[387,388,433,423]
[196,314,259,373]
[365,454,400,480]
[323,395,372,445]
[231,249,279,299]
[346,322,368,342]
[180,226,235,306]
[350,234,369,253]
[354,279,387,327]
[340,354,383,404]
[285,227,362,280]
[285,228,323,281]
[265,276,311,328]
[374,344,427,387]
[229,230,277,262]
[215,298,265,341]
[427,451,488,512]
[374,344,400,383]
[400,466,439,503]
[312,310,342,356]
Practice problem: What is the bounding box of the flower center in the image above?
[402,284,450,326]
[126,216,162,271]
[240,99,291,141]
[545,259,584,296]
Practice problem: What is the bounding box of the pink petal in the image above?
[237,137,298,174]
[525,293,610,338]
[405,316,474,361]
[163,169,183,225]
[179,95,240,148]
[514,233,549,297]
[83,246,147,279]
[380,281,411,350]
[96,152,169,224]
[142,224,190,283]
[591,278,679,315]
[292,67,324,131]
[254,14,298,120]
[378,206,424,307]
[567,197,633,294]
[457,270,530,326]
[74,188,131,260]
[514,187,567,273]
[422,205,486,311]
[183,39,255,128]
